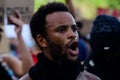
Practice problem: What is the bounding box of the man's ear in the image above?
[36,34,48,47]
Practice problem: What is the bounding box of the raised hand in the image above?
[8,11,23,36]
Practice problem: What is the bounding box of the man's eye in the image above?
[72,25,77,32]
[58,28,67,33]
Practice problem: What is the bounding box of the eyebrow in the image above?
[57,24,77,28]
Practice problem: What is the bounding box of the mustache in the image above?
[66,38,77,49]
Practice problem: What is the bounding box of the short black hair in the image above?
[30,2,69,43]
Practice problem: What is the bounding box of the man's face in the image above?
[45,12,79,61]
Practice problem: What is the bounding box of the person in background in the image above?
[86,15,120,80]
[76,21,91,63]
[65,0,76,19]
[0,11,34,79]
[0,27,13,80]
[20,2,100,80]
[7,10,41,64]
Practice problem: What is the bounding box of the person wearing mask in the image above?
[86,15,120,80]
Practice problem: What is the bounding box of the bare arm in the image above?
[9,11,34,76]
[65,0,76,19]
[0,54,22,77]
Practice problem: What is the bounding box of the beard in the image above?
[46,38,68,62]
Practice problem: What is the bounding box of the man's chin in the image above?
[67,48,79,61]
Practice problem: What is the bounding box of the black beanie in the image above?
[91,15,120,35]
[89,15,120,59]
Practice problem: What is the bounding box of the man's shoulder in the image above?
[76,70,101,80]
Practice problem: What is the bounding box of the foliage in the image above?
[34,0,65,12]
[34,0,120,19]
[76,0,120,9]
[73,0,120,19]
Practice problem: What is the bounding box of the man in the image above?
[86,15,120,80]
[20,2,100,80]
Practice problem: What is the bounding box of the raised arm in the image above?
[65,0,76,19]
[8,11,34,76]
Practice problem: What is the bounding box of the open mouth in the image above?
[67,41,79,56]
[69,41,78,50]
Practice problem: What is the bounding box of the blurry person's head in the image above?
[90,15,120,60]
[0,27,3,42]
[76,21,83,33]
[30,2,79,62]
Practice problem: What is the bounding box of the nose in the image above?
[67,28,77,39]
